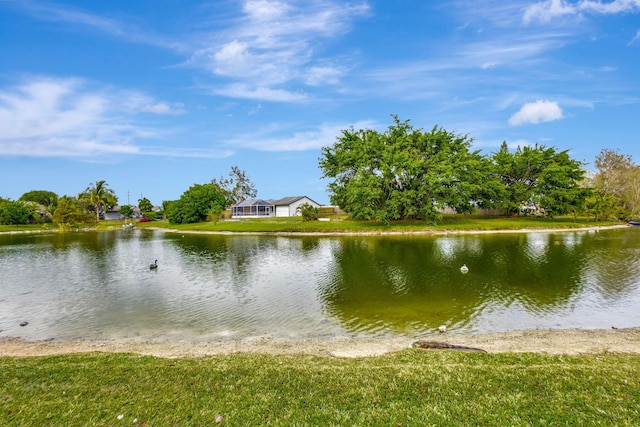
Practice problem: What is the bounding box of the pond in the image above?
[1,227,639,342]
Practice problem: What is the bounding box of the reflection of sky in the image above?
[526,232,550,260]
[434,236,483,259]
[561,231,584,248]
[473,286,640,333]
[434,237,459,258]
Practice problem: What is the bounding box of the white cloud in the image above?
[190,0,370,101]
[227,120,376,151]
[243,0,291,20]
[138,102,186,115]
[523,0,576,24]
[579,0,640,14]
[212,40,254,77]
[305,65,343,86]
[14,1,368,102]
[508,100,564,126]
[524,0,640,24]
[211,83,307,102]
[0,77,189,158]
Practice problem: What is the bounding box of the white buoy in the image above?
[460,264,469,274]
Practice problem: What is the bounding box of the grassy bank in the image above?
[135,215,622,234]
[2,350,638,426]
[0,224,58,233]
[0,216,625,235]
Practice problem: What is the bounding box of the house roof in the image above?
[269,196,319,206]
[233,196,320,208]
[232,199,273,208]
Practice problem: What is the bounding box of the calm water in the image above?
[1,228,639,342]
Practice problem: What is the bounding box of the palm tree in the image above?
[79,180,118,222]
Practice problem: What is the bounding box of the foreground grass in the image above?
[2,351,639,426]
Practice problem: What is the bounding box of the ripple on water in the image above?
[2,230,640,341]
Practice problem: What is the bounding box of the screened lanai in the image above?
[231,199,275,217]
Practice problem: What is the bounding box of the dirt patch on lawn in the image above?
[2,328,639,358]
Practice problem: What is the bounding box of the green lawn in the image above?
[2,350,638,426]
[134,215,622,234]
[0,215,624,235]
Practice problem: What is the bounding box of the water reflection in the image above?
[0,228,639,342]
[318,230,640,335]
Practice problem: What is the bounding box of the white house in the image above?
[231,196,321,218]
[271,196,320,217]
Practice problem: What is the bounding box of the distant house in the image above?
[105,205,141,220]
[231,199,275,218]
[231,196,320,218]
[271,196,320,217]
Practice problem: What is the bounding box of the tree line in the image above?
[0,180,155,228]
[319,116,640,223]
[2,117,638,226]
[0,167,258,227]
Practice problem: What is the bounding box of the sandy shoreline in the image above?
[2,328,639,358]
[145,223,630,237]
[1,223,630,237]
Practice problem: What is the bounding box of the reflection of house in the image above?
[231,196,320,218]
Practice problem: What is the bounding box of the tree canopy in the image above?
[164,183,228,224]
[319,116,499,223]
[319,117,590,223]
[492,142,588,217]
[0,199,35,225]
[79,180,118,222]
[119,205,134,220]
[19,190,59,210]
[51,196,91,228]
[138,197,153,214]
[211,166,258,205]
[590,148,640,220]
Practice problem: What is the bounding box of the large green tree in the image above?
[119,204,134,220]
[165,183,228,224]
[492,142,587,217]
[0,199,35,225]
[79,180,118,222]
[138,197,153,214]
[319,116,499,223]
[591,149,640,219]
[19,190,59,210]
[51,196,91,228]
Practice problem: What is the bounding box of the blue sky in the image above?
[1,0,639,206]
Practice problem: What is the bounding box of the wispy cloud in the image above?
[205,83,308,102]
[12,1,186,51]
[226,119,376,151]
[0,76,212,158]
[13,1,370,103]
[508,100,564,126]
[188,0,370,101]
[524,0,640,24]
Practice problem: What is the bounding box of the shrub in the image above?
[296,203,319,221]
